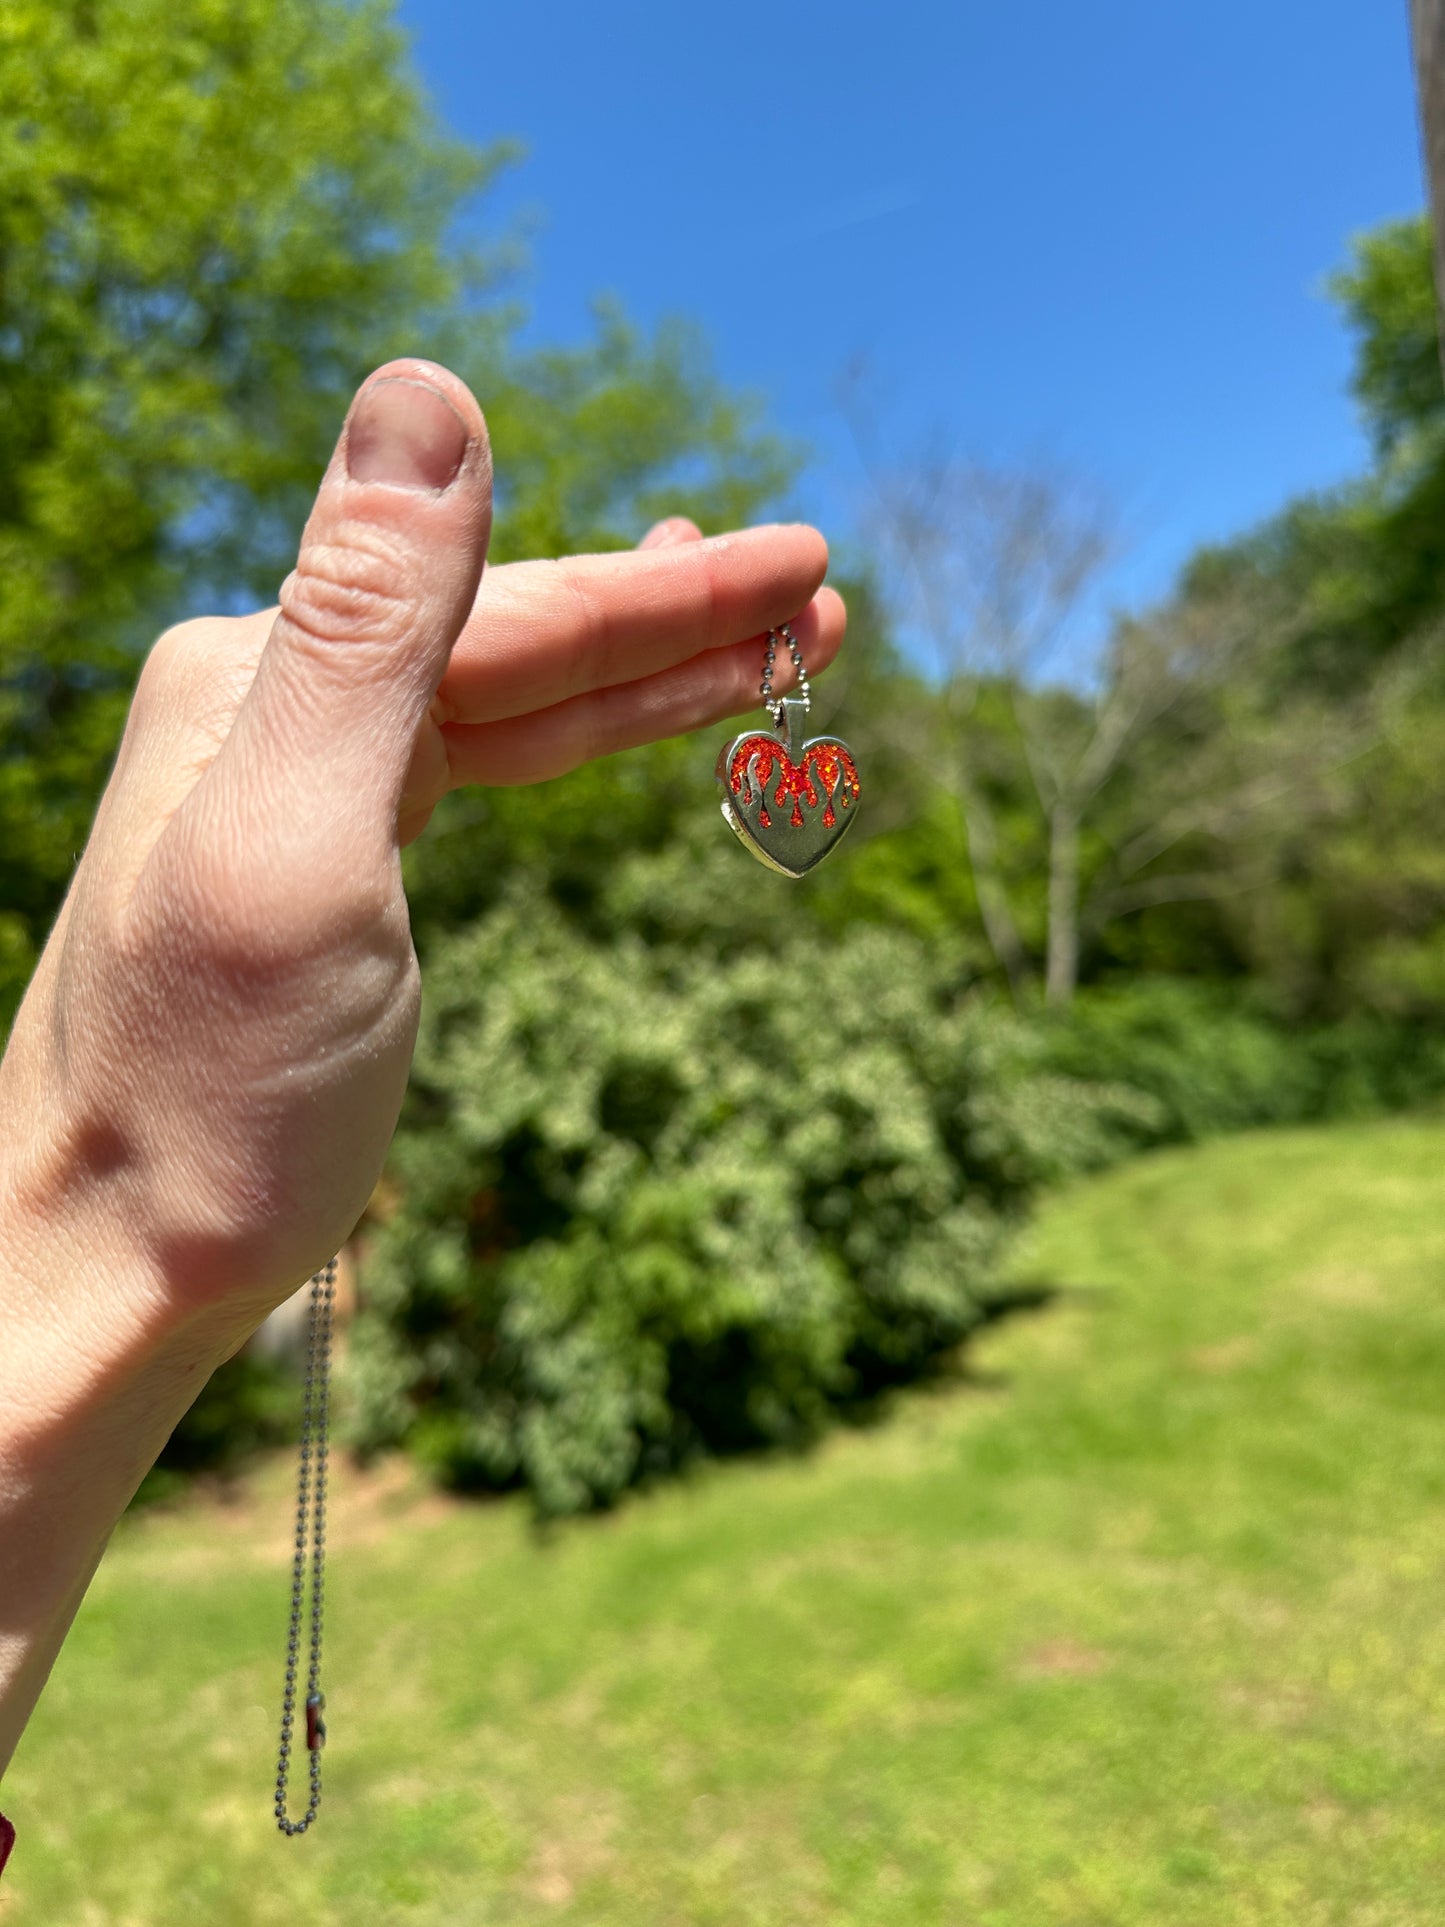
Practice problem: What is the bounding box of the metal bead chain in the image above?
[275,1255,337,1837]
[760,622,811,726]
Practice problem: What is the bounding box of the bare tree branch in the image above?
[839,382,1405,1005]
[1086,865,1274,923]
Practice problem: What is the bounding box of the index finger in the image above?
[433,523,829,726]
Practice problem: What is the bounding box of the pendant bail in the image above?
[776,697,807,759]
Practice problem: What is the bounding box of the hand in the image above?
[0,358,844,1356]
[0,356,845,1776]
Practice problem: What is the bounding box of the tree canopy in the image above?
[0,0,792,1020]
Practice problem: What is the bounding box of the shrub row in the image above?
[151,956,1445,1513]
[1033,977,1445,1149]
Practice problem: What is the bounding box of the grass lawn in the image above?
[6,1116,1445,1923]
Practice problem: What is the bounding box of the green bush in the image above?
[1035,978,1445,1148]
[347,889,1142,1515]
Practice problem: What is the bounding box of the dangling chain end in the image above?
[274,1255,338,1838]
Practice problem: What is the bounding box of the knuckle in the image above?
[281,523,415,650]
[134,615,261,724]
[145,617,203,673]
[696,543,726,638]
[725,645,755,704]
[575,687,607,771]
[553,557,612,694]
[702,649,753,725]
[135,618,210,707]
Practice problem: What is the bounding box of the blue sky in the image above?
[399,0,1423,616]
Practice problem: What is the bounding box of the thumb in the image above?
[212,359,492,844]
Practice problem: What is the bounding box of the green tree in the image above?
[1333,215,1444,454]
[1146,215,1445,1018]
[1180,217,1445,694]
[0,0,791,1021]
[840,218,1445,1015]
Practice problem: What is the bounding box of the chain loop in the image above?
[759,622,811,728]
[275,1255,337,1836]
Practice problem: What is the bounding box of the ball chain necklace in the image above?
[273,1256,336,1835]
[271,627,860,1832]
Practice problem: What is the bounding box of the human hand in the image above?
[0,358,844,1357]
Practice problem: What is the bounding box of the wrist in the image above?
[0,1145,253,1775]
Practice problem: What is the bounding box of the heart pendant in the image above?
[716,698,861,878]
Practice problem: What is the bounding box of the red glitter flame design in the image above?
[728,735,861,831]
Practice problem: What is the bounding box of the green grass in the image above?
[7,1116,1445,1923]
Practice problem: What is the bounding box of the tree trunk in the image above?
[1412,0,1445,390]
[1045,802,1080,1006]
[954,785,1030,1002]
